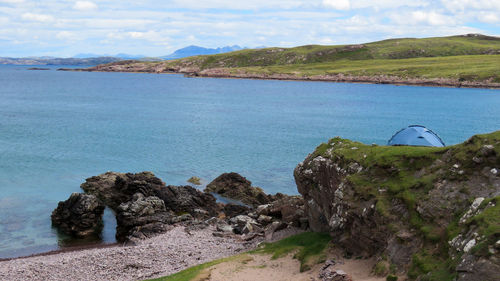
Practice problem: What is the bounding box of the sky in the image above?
[0,0,499,57]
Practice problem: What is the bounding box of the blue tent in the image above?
[388,125,445,147]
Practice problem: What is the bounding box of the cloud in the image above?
[477,12,499,24]
[21,13,54,22]
[323,0,350,10]
[73,1,97,11]
[56,31,77,40]
[0,0,24,3]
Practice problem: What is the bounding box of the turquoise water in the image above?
[1,65,499,258]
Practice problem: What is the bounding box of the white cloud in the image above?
[56,31,77,40]
[73,1,97,11]
[171,0,308,10]
[478,12,499,24]
[411,11,451,25]
[323,0,350,10]
[0,0,24,3]
[21,13,54,22]
[441,0,500,12]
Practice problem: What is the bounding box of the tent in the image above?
[388,125,445,147]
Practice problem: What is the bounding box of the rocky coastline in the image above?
[1,130,499,281]
[61,63,500,89]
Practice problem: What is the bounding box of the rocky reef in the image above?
[51,193,105,237]
[295,130,500,280]
[205,172,274,207]
[53,172,307,244]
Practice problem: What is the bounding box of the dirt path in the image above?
[197,252,390,281]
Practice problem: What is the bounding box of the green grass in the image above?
[233,55,500,82]
[250,232,332,272]
[103,34,500,84]
[148,232,332,281]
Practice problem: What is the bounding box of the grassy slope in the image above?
[154,34,500,83]
[148,232,332,281]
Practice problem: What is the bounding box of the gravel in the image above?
[0,226,257,281]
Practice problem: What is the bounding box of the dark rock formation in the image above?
[256,195,307,228]
[223,203,251,218]
[155,185,219,218]
[81,172,220,218]
[295,131,500,279]
[51,193,105,237]
[205,172,272,207]
[80,172,164,210]
[115,193,174,241]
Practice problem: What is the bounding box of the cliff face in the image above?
[295,131,500,280]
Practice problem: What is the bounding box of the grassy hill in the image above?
[170,34,500,69]
[86,34,500,86]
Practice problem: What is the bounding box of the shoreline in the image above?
[61,68,500,89]
[0,226,258,281]
[0,242,120,262]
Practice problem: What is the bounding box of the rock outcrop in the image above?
[54,171,305,243]
[81,172,220,218]
[295,131,500,279]
[115,193,174,241]
[51,193,105,237]
[205,172,272,207]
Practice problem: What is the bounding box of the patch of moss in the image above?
[374,260,390,276]
[386,275,398,281]
[408,251,457,281]
[187,176,202,185]
[251,232,332,272]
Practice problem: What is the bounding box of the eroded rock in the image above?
[205,172,272,207]
[51,193,105,238]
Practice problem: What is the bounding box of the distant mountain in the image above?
[161,45,244,60]
[0,56,122,66]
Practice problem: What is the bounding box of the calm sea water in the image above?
[1,65,499,258]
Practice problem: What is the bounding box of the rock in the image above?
[319,263,353,281]
[456,255,500,281]
[264,221,288,240]
[155,185,220,219]
[81,172,164,210]
[257,215,273,225]
[223,203,251,218]
[205,172,272,207]
[479,144,495,157]
[51,193,105,238]
[216,222,234,233]
[187,176,202,185]
[115,193,173,241]
[81,171,220,219]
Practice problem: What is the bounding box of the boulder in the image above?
[154,185,220,218]
[223,203,251,218]
[256,195,306,227]
[205,172,272,207]
[51,193,105,238]
[115,193,173,241]
[81,172,164,210]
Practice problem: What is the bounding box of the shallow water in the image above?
[1,65,499,258]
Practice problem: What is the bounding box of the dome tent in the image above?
[388,125,445,147]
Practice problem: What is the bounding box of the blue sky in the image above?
[0,0,499,57]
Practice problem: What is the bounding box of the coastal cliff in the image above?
[295,131,500,280]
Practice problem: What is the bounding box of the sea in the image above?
[1,64,499,258]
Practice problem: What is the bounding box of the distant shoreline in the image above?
[61,67,500,89]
